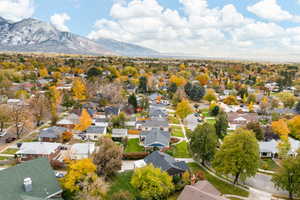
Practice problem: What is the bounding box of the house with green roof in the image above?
[0,158,62,200]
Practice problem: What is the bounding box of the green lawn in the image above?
[259,158,279,171]
[188,163,249,197]
[173,141,192,158]
[2,148,18,154]
[168,115,180,124]
[107,171,137,199]
[124,138,144,153]
[0,156,11,160]
[171,126,184,137]
[205,118,216,125]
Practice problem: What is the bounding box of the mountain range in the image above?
[0,17,159,57]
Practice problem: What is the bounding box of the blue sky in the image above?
[1,0,300,61]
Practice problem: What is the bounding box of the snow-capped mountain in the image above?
[0,17,159,57]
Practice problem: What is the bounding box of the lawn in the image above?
[168,115,180,124]
[171,126,184,137]
[0,156,11,160]
[107,171,137,199]
[188,163,249,197]
[173,141,191,158]
[259,158,279,171]
[124,138,144,153]
[1,148,18,154]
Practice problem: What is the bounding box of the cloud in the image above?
[50,13,71,32]
[88,0,300,61]
[247,0,300,22]
[0,0,35,21]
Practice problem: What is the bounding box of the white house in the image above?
[70,143,95,160]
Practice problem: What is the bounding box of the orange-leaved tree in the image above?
[75,109,92,131]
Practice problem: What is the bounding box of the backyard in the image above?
[171,126,184,137]
[1,148,18,155]
[172,141,191,158]
[259,158,279,171]
[124,138,144,153]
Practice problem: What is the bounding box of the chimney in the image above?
[23,177,32,192]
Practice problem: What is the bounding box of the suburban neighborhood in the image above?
[0,53,299,200]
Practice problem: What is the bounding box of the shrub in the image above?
[123,152,149,160]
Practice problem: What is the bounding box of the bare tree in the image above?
[0,104,10,132]
[9,104,29,138]
[95,81,126,105]
[29,93,49,127]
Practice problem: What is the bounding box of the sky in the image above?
[1,0,300,61]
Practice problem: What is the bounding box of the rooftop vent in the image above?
[24,177,32,192]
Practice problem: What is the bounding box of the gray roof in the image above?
[112,129,128,137]
[39,126,67,139]
[17,142,61,155]
[143,118,169,128]
[149,108,168,118]
[84,126,106,134]
[144,151,188,174]
[142,128,170,147]
[0,158,62,200]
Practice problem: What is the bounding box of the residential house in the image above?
[184,114,201,131]
[82,126,107,140]
[93,117,109,128]
[134,151,188,176]
[125,116,137,127]
[149,108,168,119]
[138,118,169,131]
[39,126,67,142]
[104,106,120,117]
[140,128,170,149]
[259,137,300,158]
[178,181,228,200]
[112,129,128,139]
[57,113,80,129]
[70,143,95,160]
[0,158,62,200]
[16,142,61,161]
[227,112,259,131]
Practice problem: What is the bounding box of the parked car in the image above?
[55,172,65,178]
[0,131,7,137]
[5,137,16,143]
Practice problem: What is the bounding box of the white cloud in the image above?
[88,0,300,61]
[50,13,71,32]
[247,0,300,22]
[0,0,35,21]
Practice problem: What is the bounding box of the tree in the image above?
[62,131,73,143]
[47,86,61,125]
[272,157,300,200]
[111,191,134,200]
[75,173,107,200]
[196,73,209,86]
[87,67,102,78]
[277,138,291,160]
[170,75,186,87]
[72,78,87,101]
[189,83,205,101]
[61,158,97,192]
[278,92,296,108]
[246,122,264,141]
[223,95,238,105]
[184,82,193,97]
[176,99,193,119]
[272,119,290,138]
[138,76,148,93]
[131,164,174,200]
[168,83,178,94]
[204,89,217,102]
[215,111,228,139]
[212,128,260,184]
[10,104,28,139]
[93,137,123,179]
[29,93,49,126]
[296,101,300,114]
[111,112,126,128]
[75,109,92,131]
[128,94,138,111]
[288,115,300,139]
[0,104,10,132]
[39,67,48,77]
[62,92,76,110]
[190,123,218,165]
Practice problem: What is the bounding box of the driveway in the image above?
[244,173,288,196]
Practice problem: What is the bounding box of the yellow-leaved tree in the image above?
[75,109,92,131]
[48,86,61,124]
[196,73,209,86]
[61,158,96,192]
[176,99,193,119]
[272,119,290,139]
[169,75,186,87]
[71,78,87,101]
[39,67,48,77]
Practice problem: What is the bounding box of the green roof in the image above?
[0,158,62,200]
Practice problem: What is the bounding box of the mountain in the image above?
[94,37,160,57]
[0,17,159,57]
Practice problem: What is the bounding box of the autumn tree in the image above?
[190,123,218,165]
[72,78,87,101]
[278,92,296,108]
[213,128,260,184]
[215,111,228,139]
[128,94,138,111]
[223,95,238,105]
[272,157,300,200]
[272,119,290,138]
[75,109,92,132]
[170,75,186,87]
[0,104,10,132]
[138,76,148,93]
[47,86,61,125]
[131,164,174,199]
[176,99,193,119]
[111,112,126,128]
[61,158,97,193]
[196,73,209,86]
[204,89,217,102]
[39,67,48,77]
[287,115,300,139]
[93,137,123,179]
[10,104,28,139]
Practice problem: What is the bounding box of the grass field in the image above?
[259,158,279,171]
[171,126,184,137]
[173,141,191,158]
[124,138,144,153]
[188,163,249,197]
[1,148,18,154]
[168,115,180,124]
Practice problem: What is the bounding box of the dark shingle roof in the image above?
[85,126,106,134]
[142,128,170,147]
[144,151,188,174]
[39,126,67,139]
[149,108,168,118]
[0,158,62,200]
[143,118,169,128]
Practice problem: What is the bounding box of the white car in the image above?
[0,131,7,137]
